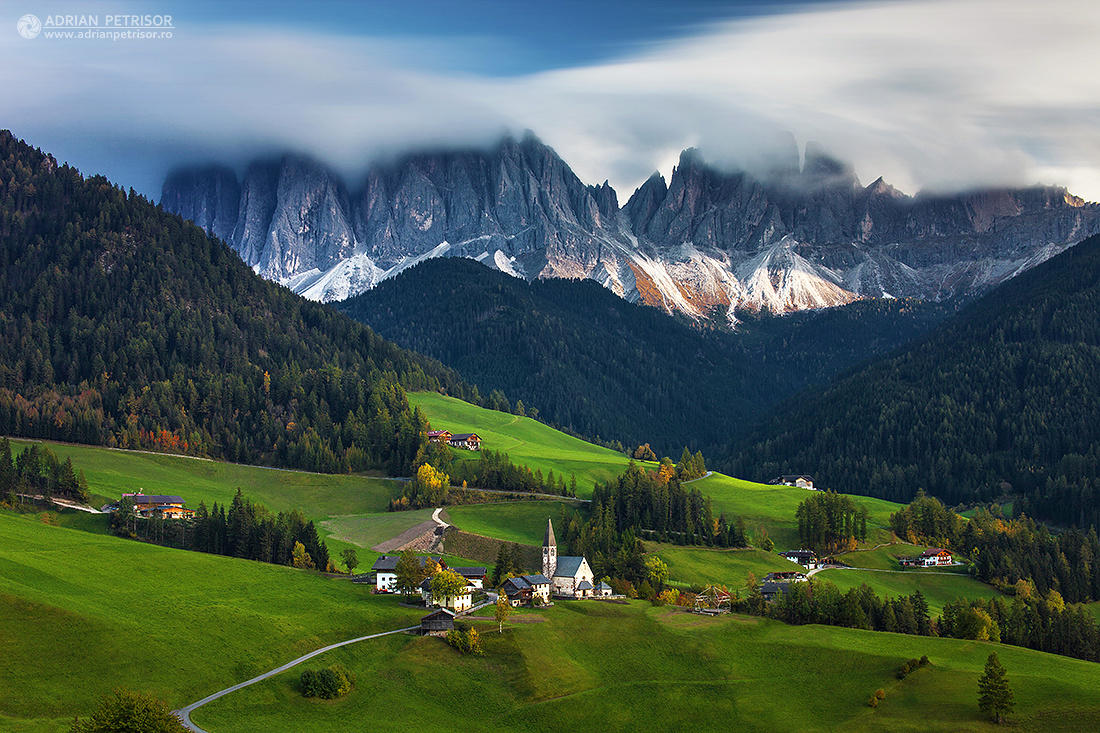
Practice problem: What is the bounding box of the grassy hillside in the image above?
[837,543,934,570]
[442,500,583,546]
[0,511,423,733]
[689,473,904,550]
[814,569,1002,616]
[652,543,806,589]
[194,600,1100,732]
[320,508,437,551]
[7,438,401,517]
[409,392,647,495]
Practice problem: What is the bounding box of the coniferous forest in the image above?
[0,131,478,474]
[340,256,948,456]
[730,234,1100,530]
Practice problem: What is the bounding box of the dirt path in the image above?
[371,519,441,552]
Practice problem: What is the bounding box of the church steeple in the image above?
[542,518,557,577]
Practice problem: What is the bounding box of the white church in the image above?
[542,518,610,598]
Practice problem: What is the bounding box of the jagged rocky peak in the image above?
[161,133,1100,321]
[160,164,240,243]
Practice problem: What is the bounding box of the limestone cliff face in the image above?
[162,135,1100,321]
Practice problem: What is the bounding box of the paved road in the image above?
[681,471,714,484]
[174,599,494,732]
[431,506,450,528]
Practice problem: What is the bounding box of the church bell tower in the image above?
[542,517,557,578]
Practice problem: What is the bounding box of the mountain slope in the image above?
[341,257,949,454]
[729,233,1100,529]
[163,135,1100,321]
[0,130,474,473]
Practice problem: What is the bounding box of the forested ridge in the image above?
[730,233,1100,529]
[0,130,476,474]
[341,257,947,456]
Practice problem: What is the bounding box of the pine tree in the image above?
[977,652,1014,724]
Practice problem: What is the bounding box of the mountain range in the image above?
[162,132,1100,321]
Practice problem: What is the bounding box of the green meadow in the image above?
[0,511,424,733]
[814,568,1003,616]
[409,392,651,495]
[652,542,806,589]
[443,500,584,546]
[194,599,1100,733]
[838,543,934,570]
[320,508,437,551]
[689,472,904,550]
[7,437,402,517]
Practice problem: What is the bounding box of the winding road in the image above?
[174,597,495,732]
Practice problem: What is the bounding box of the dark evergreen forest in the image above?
[0,131,478,474]
[730,233,1100,530]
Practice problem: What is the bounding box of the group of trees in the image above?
[0,131,478,477]
[110,489,331,572]
[795,491,869,554]
[299,665,353,699]
[941,593,1100,663]
[447,449,578,497]
[732,234,1100,532]
[889,494,1100,604]
[747,578,934,636]
[0,438,89,505]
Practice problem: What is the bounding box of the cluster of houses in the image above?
[900,548,954,567]
[104,493,195,520]
[370,554,487,612]
[759,570,808,601]
[427,429,482,451]
[778,549,822,570]
[769,474,817,490]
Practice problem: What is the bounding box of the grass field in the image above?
[409,392,651,495]
[814,568,1002,616]
[320,508,436,551]
[443,501,584,546]
[0,511,424,733]
[194,599,1100,733]
[651,543,806,589]
[7,438,402,518]
[837,543,932,570]
[689,472,904,550]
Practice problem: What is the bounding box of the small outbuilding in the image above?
[420,608,455,636]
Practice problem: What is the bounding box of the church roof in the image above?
[553,556,587,578]
[577,580,593,591]
[544,517,556,547]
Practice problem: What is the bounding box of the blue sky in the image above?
[4,0,1100,200]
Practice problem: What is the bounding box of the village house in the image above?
[543,519,596,598]
[769,475,817,490]
[595,580,613,597]
[427,430,452,444]
[763,571,808,584]
[370,554,446,593]
[419,577,473,612]
[901,548,954,567]
[452,567,488,589]
[501,574,553,607]
[778,549,821,569]
[120,493,194,519]
[760,580,797,602]
[448,433,482,451]
[419,608,455,637]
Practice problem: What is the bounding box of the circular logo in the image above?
[17,13,41,39]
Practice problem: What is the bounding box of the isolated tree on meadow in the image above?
[341,548,359,574]
[978,652,1014,724]
[494,595,511,633]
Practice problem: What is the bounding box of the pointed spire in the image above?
[544,517,556,548]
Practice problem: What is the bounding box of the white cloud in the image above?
[3,0,1100,200]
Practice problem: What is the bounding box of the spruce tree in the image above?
[977,652,1014,724]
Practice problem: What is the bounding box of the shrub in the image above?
[868,696,879,708]
[300,665,354,699]
[875,689,886,700]
[919,655,931,666]
[445,627,484,655]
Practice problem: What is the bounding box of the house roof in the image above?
[544,517,556,547]
[421,608,455,622]
[596,581,613,592]
[920,548,949,557]
[761,581,794,596]
[452,567,487,578]
[427,430,451,437]
[503,577,530,593]
[780,550,817,560]
[554,556,587,578]
[523,574,551,585]
[450,433,479,441]
[372,554,443,572]
[577,580,593,590]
